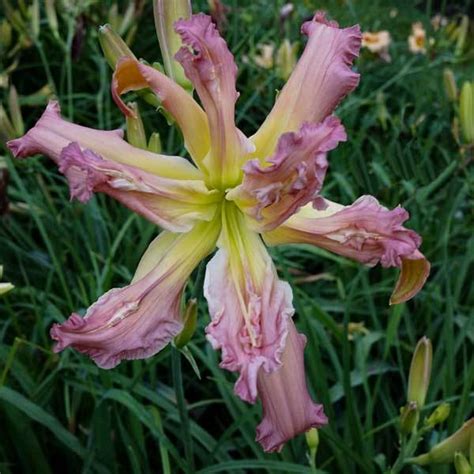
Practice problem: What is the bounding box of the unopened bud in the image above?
[454,452,472,474]
[455,15,469,57]
[99,24,137,69]
[407,336,432,409]
[425,402,451,427]
[0,105,16,142]
[306,428,319,466]
[148,132,162,153]
[174,299,198,348]
[376,91,389,131]
[443,68,458,102]
[45,0,59,39]
[118,3,136,36]
[0,266,14,296]
[29,0,40,41]
[108,4,120,32]
[0,19,12,52]
[400,402,419,435]
[8,85,24,136]
[153,0,192,89]
[126,102,147,150]
[276,39,298,81]
[460,81,474,144]
[306,428,319,450]
[411,419,474,465]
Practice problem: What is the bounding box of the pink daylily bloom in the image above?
[8,10,430,452]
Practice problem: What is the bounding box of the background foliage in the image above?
[0,0,473,473]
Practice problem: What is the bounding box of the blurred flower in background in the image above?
[408,22,429,54]
[431,13,448,31]
[253,43,275,69]
[362,30,391,62]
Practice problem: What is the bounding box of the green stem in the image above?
[34,40,58,97]
[386,427,430,474]
[171,346,195,474]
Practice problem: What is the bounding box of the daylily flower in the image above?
[361,30,391,62]
[8,10,430,452]
[408,22,429,54]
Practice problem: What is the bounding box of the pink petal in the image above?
[203,208,326,451]
[51,222,219,368]
[264,196,430,303]
[252,11,361,159]
[112,58,211,165]
[58,143,219,232]
[204,248,294,403]
[7,100,201,180]
[227,117,346,231]
[256,322,328,452]
[175,14,253,187]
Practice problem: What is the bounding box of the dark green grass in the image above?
[0,0,473,473]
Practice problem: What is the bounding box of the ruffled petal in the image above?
[58,143,219,232]
[204,246,294,403]
[204,203,325,450]
[264,196,430,303]
[175,14,253,188]
[7,100,201,180]
[112,58,211,166]
[227,118,346,231]
[252,11,361,159]
[51,221,220,368]
[256,322,328,452]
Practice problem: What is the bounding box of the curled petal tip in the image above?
[390,254,430,305]
[7,100,62,159]
[252,13,361,159]
[303,11,340,30]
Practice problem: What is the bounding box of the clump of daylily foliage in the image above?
[7,2,430,452]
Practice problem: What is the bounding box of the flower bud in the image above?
[29,0,40,41]
[455,15,469,58]
[376,91,389,131]
[125,102,147,150]
[425,402,451,428]
[443,68,458,102]
[276,39,298,81]
[8,85,24,136]
[0,19,13,52]
[98,24,136,69]
[306,427,319,450]
[454,452,472,474]
[0,266,14,296]
[174,299,198,349]
[407,336,432,409]
[306,428,319,467]
[45,0,59,40]
[460,81,474,144]
[208,0,229,33]
[153,0,192,90]
[400,401,419,435]
[411,419,474,465]
[148,132,162,154]
[0,105,16,142]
